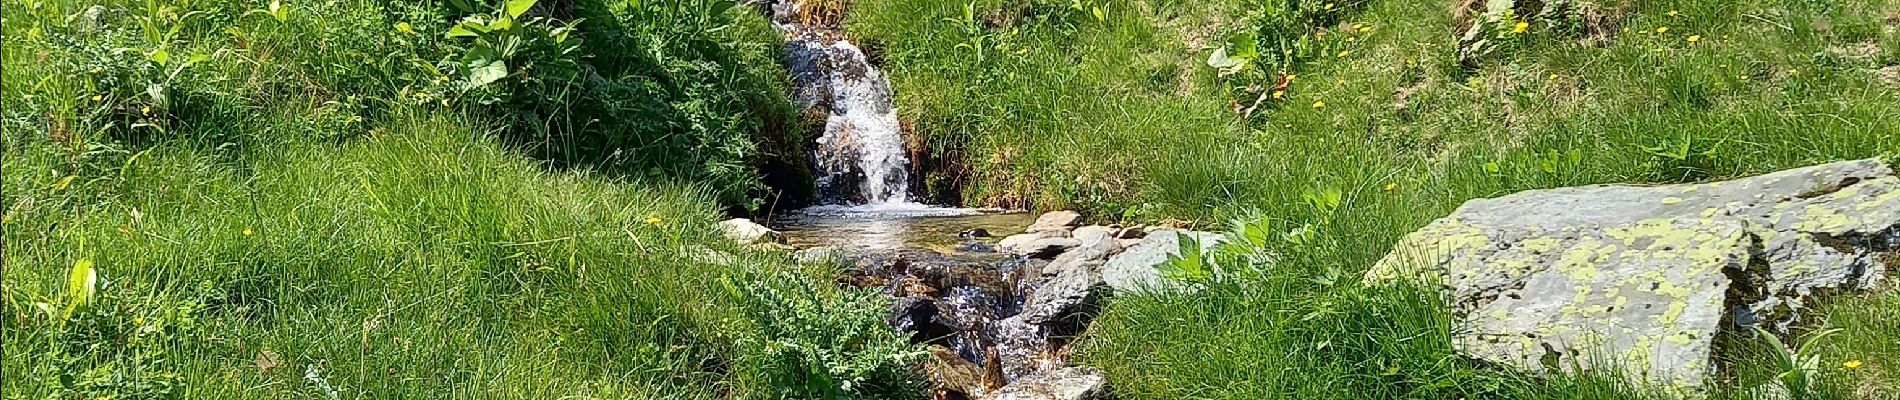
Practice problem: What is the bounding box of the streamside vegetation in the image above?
[3,0,914,398]
[4,0,1898,399]
[845,0,1899,398]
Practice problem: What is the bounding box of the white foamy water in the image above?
[772,1,915,206]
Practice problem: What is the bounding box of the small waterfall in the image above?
[770,1,913,205]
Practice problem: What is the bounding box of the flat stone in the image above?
[1100,230,1226,294]
[985,366,1108,400]
[1367,158,1900,389]
[717,218,784,244]
[1071,225,1115,243]
[1026,211,1084,233]
[999,231,1069,255]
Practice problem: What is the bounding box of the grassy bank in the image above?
[846,0,1899,398]
[3,0,916,398]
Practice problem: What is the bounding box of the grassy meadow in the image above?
[845,0,1899,398]
[3,0,917,399]
[2,0,1897,399]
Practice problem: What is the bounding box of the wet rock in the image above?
[957,241,998,253]
[893,296,954,344]
[1026,211,1084,233]
[1101,230,1227,294]
[718,218,784,244]
[793,246,844,264]
[927,345,999,399]
[961,228,994,238]
[1367,158,1900,389]
[992,316,1056,381]
[985,366,1108,400]
[1019,262,1105,325]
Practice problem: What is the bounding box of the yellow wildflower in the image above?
[1337,50,1351,58]
[1311,101,1326,109]
[1656,27,1669,34]
[91,95,103,102]
[1667,10,1679,17]
[1844,360,1863,370]
[1513,22,1529,34]
[1686,35,1701,44]
[1272,90,1286,99]
[1788,68,1800,76]
[644,216,663,225]
[1382,182,1398,191]
[1359,25,1373,33]
[243,227,254,236]
[1325,3,1335,11]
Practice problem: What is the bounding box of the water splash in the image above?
[772,2,914,205]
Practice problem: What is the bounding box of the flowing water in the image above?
[764,2,1086,396]
[769,1,913,204]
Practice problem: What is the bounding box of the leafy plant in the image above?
[444,0,582,93]
[1753,326,1843,399]
[725,270,926,399]
[1640,136,1725,182]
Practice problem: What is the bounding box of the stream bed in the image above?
[774,208,1107,399]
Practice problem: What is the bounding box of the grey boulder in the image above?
[1100,230,1226,294]
[1368,158,1900,389]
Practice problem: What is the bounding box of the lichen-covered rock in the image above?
[793,246,844,264]
[717,218,784,244]
[984,366,1107,400]
[1101,230,1226,294]
[1368,158,1900,389]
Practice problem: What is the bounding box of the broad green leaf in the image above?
[149,47,170,66]
[463,47,508,87]
[67,259,97,310]
[505,0,537,19]
[269,0,286,21]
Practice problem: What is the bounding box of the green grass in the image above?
[3,0,914,399]
[6,0,1898,398]
[847,0,1900,398]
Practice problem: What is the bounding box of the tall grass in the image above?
[848,0,1899,398]
[3,0,912,398]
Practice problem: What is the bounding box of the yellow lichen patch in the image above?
[1793,204,1854,232]
[1664,330,1698,345]
[1661,197,1684,205]
[1658,299,1689,326]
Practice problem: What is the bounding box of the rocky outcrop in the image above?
[1368,158,1900,389]
[718,218,785,244]
[1101,230,1227,294]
